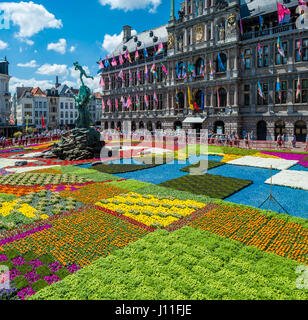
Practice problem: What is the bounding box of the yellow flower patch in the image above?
[221,154,243,163]
[18,204,37,218]
[252,152,281,159]
[0,200,38,219]
[96,192,205,228]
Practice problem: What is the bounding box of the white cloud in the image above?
[36,63,68,76]
[99,0,161,12]
[9,76,53,94]
[102,30,137,54]
[17,60,38,68]
[0,1,62,43]
[69,46,76,53]
[0,40,8,50]
[47,38,67,54]
[19,38,34,46]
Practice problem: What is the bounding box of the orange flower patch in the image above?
[1,206,149,267]
[28,168,63,174]
[59,182,129,204]
[190,205,308,265]
[0,185,44,197]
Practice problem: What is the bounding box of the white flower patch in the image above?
[6,165,61,174]
[265,170,308,191]
[0,158,24,169]
[10,152,44,159]
[228,156,298,170]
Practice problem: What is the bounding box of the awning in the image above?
[183,117,207,124]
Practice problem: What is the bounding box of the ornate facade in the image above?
[100,0,308,142]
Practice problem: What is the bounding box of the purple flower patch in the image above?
[0,254,7,263]
[43,274,60,285]
[10,269,21,280]
[48,261,62,273]
[24,271,40,284]
[66,263,81,274]
[29,259,43,269]
[17,286,36,300]
[11,256,26,266]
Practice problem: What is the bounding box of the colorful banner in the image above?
[277,35,285,57]
[277,3,291,24]
[258,81,265,100]
[41,113,46,129]
[187,87,194,111]
[296,75,301,100]
[276,76,282,101]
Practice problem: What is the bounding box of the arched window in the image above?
[217,53,227,72]
[178,91,185,110]
[214,121,225,134]
[275,120,286,140]
[194,90,203,112]
[216,88,227,107]
[139,121,144,129]
[294,120,307,142]
[257,120,267,141]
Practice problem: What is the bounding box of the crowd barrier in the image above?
[0,135,62,149]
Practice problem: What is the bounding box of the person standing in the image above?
[291,134,296,149]
[306,135,308,151]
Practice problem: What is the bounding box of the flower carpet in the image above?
[0,141,308,300]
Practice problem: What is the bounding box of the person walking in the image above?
[291,134,296,149]
[305,135,308,152]
[277,134,282,149]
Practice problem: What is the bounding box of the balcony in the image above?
[241,23,296,42]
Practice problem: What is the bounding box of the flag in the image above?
[276,76,282,101]
[240,18,243,35]
[99,59,104,70]
[298,39,302,57]
[156,41,164,55]
[115,98,118,111]
[136,94,140,107]
[187,88,194,111]
[107,98,112,109]
[145,64,149,80]
[296,76,301,100]
[200,59,206,76]
[102,99,105,111]
[121,96,126,108]
[161,63,168,76]
[210,60,215,76]
[194,102,200,112]
[175,89,179,106]
[119,51,124,65]
[217,87,220,107]
[144,94,149,108]
[176,62,180,78]
[201,89,204,111]
[259,15,264,29]
[111,55,117,67]
[182,62,187,79]
[125,49,132,63]
[99,75,105,87]
[154,91,158,106]
[299,0,307,22]
[104,56,110,68]
[277,3,291,24]
[151,64,157,78]
[129,70,133,83]
[41,113,46,129]
[118,70,123,80]
[127,96,132,108]
[258,81,265,100]
[137,68,141,81]
[242,52,245,65]
[143,47,148,58]
[135,48,139,60]
[26,114,29,133]
[258,42,262,56]
[218,53,225,72]
[277,35,285,57]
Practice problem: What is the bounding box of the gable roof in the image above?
[31,87,46,97]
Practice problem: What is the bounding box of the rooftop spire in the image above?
[169,0,175,22]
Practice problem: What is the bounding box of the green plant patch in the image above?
[12,276,30,290]
[0,193,17,201]
[31,280,49,292]
[55,268,71,280]
[136,184,211,204]
[158,174,252,199]
[30,227,308,300]
[180,161,225,173]
[36,265,53,277]
[92,164,160,174]
[105,179,152,192]
[16,263,33,275]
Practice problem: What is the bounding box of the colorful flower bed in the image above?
[96,192,205,228]
[159,174,252,199]
[0,248,79,300]
[0,206,150,269]
[59,182,128,204]
[30,227,308,300]
[189,205,308,265]
[92,163,160,174]
[0,185,44,197]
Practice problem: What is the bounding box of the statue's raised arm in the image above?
[73,62,94,86]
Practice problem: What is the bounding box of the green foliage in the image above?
[159,174,252,199]
[31,280,49,292]
[4,249,20,260]
[12,275,30,290]
[55,268,71,280]
[22,251,37,262]
[180,160,225,173]
[105,179,152,192]
[16,263,33,275]
[92,164,160,174]
[0,193,17,201]
[38,254,55,265]
[36,265,53,277]
[30,227,308,300]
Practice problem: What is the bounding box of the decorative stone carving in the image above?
[168,34,175,49]
[226,13,237,37]
[194,23,205,43]
[216,21,225,41]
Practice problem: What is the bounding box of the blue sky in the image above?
[0,0,180,93]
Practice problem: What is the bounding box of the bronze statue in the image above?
[73,62,93,129]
